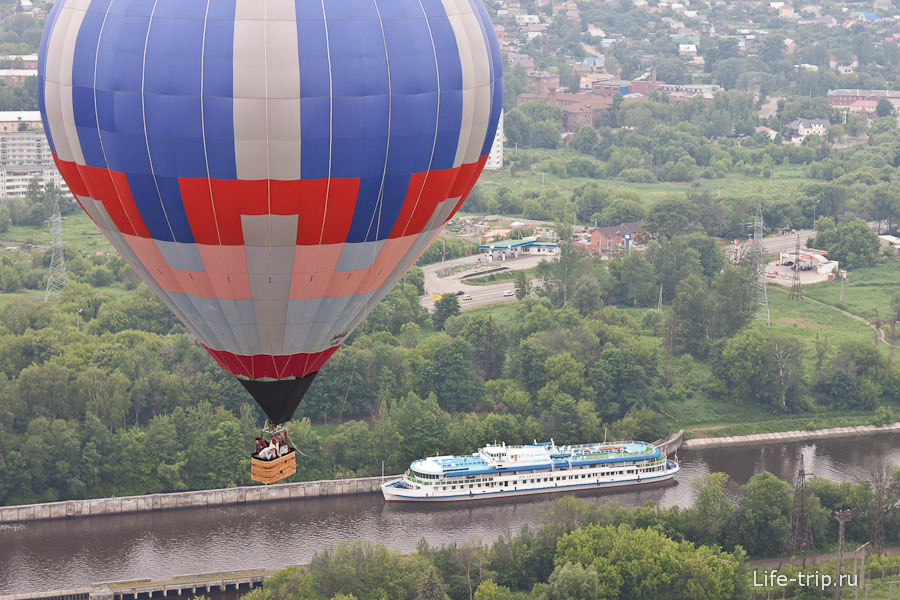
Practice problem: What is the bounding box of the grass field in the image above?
[801,256,900,322]
[462,266,537,286]
[477,147,816,202]
[1,210,113,255]
[766,285,885,368]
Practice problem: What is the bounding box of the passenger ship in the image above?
[381,440,679,502]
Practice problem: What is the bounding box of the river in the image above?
[2,433,900,595]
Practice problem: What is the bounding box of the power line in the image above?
[789,233,802,301]
[753,205,770,326]
[44,196,66,301]
[835,509,852,600]
[781,455,815,569]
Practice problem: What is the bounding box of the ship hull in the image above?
[381,467,678,503]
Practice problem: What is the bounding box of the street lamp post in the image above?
[813,199,821,227]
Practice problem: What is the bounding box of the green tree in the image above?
[609,252,656,307]
[0,204,10,233]
[543,562,600,600]
[846,113,868,137]
[735,472,792,556]
[392,392,451,464]
[433,293,460,330]
[812,219,879,269]
[717,329,805,411]
[645,196,700,238]
[473,580,514,600]
[570,126,598,155]
[687,472,734,547]
[648,237,703,302]
[876,98,894,118]
[416,566,447,600]
[414,337,485,412]
[513,269,531,300]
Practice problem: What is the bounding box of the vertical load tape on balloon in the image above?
[38,0,502,424]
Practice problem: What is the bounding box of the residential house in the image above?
[786,118,829,143]
[849,99,878,116]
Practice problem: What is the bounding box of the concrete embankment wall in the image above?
[682,422,900,450]
[654,430,684,456]
[0,475,387,524]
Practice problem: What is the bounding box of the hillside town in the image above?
[491,0,900,143]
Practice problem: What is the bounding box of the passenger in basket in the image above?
[254,436,268,455]
[258,438,278,461]
[278,432,290,456]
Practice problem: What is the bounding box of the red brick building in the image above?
[527,70,560,95]
[586,222,645,253]
[517,88,611,130]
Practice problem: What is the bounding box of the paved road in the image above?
[419,230,817,312]
[420,248,546,309]
[759,229,815,254]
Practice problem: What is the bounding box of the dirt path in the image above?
[770,287,889,346]
[749,546,900,568]
[687,425,729,433]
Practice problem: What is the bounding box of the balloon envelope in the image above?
[38,0,502,422]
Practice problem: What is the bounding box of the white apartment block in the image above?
[0,110,42,132]
[484,109,504,171]
[0,130,53,166]
[0,165,69,197]
[0,112,68,197]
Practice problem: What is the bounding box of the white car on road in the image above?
[503,290,515,297]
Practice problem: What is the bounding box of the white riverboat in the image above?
[381,439,679,502]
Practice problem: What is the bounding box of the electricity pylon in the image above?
[44,196,67,301]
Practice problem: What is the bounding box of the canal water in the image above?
[2,434,900,595]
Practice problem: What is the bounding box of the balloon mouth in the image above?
[239,373,318,425]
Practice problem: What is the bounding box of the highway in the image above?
[419,252,543,311]
[419,230,817,311]
[759,229,814,254]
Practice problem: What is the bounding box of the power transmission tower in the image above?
[789,233,803,300]
[44,196,67,301]
[752,205,771,326]
[835,509,852,600]
[782,455,815,568]
[871,470,886,556]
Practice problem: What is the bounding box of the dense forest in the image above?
[241,482,900,600]
[1,197,897,506]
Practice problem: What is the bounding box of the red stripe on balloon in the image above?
[388,167,458,239]
[449,155,489,219]
[180,177,360,246]
[56,156,485,246]
[201,344,340,380]
[52,155,89,196]
[449,155,488,200]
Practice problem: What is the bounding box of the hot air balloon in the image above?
[38,0,502,446]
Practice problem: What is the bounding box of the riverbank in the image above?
[0,475,385,524]
[1,424,893,525]
[682,422,900,450]
[0,433,684,524]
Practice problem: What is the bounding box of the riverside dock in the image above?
[0,569,269,600]
[682,422,900,450]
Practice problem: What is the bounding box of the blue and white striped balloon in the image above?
[39,0,502,422]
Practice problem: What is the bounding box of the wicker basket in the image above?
[250,450,296,484]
